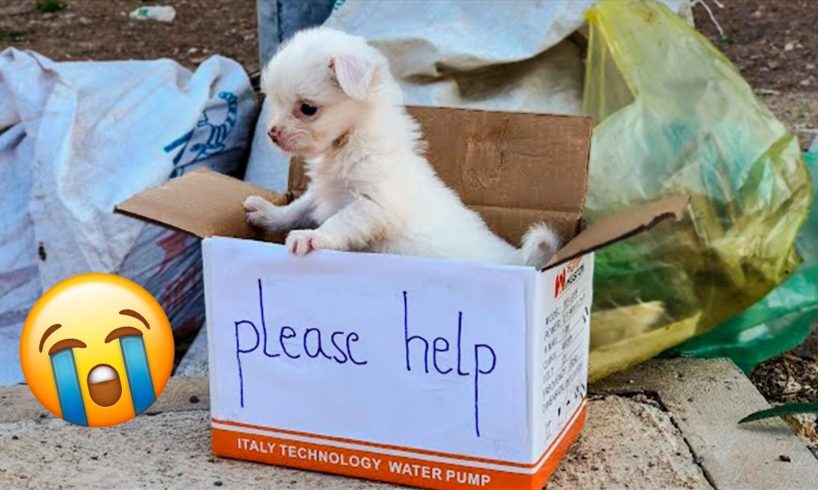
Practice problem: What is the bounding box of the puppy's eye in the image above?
[300,103,318,116]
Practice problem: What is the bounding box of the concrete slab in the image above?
[595,358,818,490]
[0,377,209,424]
[548,395,711,489]
[1,359,816,489]
[0,410,390,489]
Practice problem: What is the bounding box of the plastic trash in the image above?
[129,5,176,23]
[583,0,812,380]
[669,149,818,372]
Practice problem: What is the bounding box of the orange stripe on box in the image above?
[211,397,585,470]
[211,405,586,490]
[530,407,586,490]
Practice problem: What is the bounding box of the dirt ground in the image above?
[693,0,818,149]
[0,0,260,72]
[694,0,817,93]
[1,0,817,448]
[751,352,818,457]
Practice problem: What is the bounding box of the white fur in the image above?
[244,27,561,267]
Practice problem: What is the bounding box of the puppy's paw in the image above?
[285,229,336,256]
[243,195,278,229]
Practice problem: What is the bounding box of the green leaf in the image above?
[35,0,64,14]
[739,403,818,424]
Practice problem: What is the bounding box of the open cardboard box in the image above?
[116,106,688,489]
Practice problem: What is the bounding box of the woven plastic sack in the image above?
[583,0,813,380]
[0,49,256,385]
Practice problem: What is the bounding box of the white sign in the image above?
[204,236,536,461]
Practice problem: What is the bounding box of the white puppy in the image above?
[244,27,560,267]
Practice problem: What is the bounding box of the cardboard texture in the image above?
[116,168,285,239]
[115,106,688,489]
[471,205,579,247]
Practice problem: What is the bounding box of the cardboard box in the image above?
[116,107,688,489]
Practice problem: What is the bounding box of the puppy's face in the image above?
[261,30,382,158]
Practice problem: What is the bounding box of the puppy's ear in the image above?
[330,54,377,101]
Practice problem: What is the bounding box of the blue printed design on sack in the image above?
[164,91,239,177]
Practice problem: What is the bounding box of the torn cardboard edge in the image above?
[544,194,690,268]
[115,168,689,271]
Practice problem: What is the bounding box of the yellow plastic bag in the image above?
[584,0,812,380]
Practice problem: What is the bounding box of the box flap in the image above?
[544,195,691,269]
[115,168,286,238]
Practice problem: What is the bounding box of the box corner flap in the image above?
[544,194,691,269]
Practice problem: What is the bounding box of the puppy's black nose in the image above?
[268,126,281,144]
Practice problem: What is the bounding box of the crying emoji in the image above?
[20,273,174,427]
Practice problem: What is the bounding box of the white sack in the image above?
[0,49,257,385]
[245,0,685,191]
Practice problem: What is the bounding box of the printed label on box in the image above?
[533,256,592,457]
